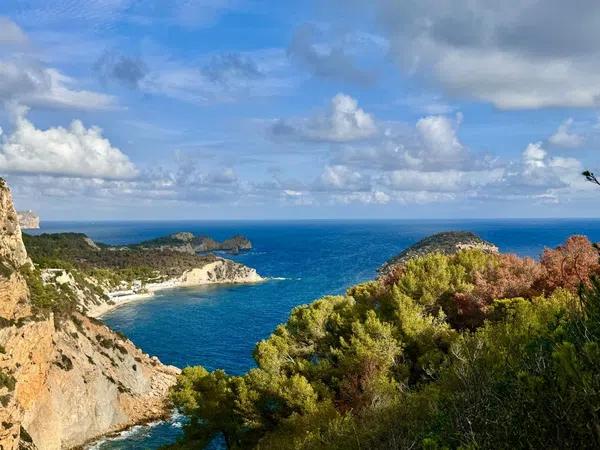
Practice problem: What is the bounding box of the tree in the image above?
[583,170,600,186]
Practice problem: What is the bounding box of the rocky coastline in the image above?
[0,179,183,450]
[88,259,264,317]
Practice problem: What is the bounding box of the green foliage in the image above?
[169,246,600,449]
[23,232,220,285]
[20,265,77,316]
[0,370,16,391]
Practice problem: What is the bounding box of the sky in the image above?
[0,0,599,220]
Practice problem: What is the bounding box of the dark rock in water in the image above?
[379,231,498,278]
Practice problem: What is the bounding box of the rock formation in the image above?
[16,211,39,230]
[179,259,263,286]
[0,179,179,450]
[379,231,499,278]
[134,232,253,254]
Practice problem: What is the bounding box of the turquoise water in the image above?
[29,219,600,448]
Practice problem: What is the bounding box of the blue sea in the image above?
[27,219,600,449]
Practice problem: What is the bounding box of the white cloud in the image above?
[0,106,137,179]
[381,168,503,193]
[356,0,600,109]
[416,114,464,162]
[523,142,547,167]
[511,141,584,191]
[548,118,583,148]
[271,93,377,142]
[0,17,28,46]
[318,164,369,191]
[0,23,116,111]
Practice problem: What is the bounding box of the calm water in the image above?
[29,219,600,449]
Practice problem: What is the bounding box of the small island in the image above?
[131,231,252,254]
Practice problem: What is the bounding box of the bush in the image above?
[169,237,600,449]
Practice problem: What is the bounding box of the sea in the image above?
[26,219,600,449]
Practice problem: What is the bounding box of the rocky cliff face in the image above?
[179,259,263,286]
[0,180,179,450]
[16,211,39,230]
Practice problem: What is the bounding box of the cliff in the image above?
[379,231,499,278]
[0,179,179,450]
[17,211,39,230]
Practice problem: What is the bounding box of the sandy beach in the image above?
[88,269,264,318]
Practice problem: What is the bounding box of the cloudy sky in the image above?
[0,0,599,220]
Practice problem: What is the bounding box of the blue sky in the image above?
[0,0,599,219]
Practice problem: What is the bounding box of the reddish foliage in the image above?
[380,264,405,288]
[447,254,544,329]
[537,235,600,294]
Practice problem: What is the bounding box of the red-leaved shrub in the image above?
[448,253,544,329]
[537,235,600,293]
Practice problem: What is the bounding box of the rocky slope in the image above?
[379,231,499,278]
[0,179,179,450]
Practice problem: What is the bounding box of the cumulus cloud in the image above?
[353,0,600,109]
[0,22,116,110]
[271,93,377,142]
[416,113,465,164]
[0,106,138,179]
[548,118,583,148]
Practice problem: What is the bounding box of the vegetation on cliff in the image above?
[169,235,600,449]
[22,232,220,287]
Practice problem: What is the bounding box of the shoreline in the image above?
[88,275,265,318]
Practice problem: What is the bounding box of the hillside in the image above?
[0,179,179,450]
[378,231,498,278]
[169,232,600,449]
[22,232,262,316]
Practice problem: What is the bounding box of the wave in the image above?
[268,276,302,281]
[85,412,184,449]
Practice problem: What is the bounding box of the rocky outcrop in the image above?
[179,259,263,286]
[134,232,253,254]
[0,179,179,450]
[16,211,39,230]
[379,231,499,278]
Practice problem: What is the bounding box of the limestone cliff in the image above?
[16,211,39,230]
[179,259,262,286]
[0,179,179,450]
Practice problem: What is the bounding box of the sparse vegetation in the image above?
[0,371,16,392]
